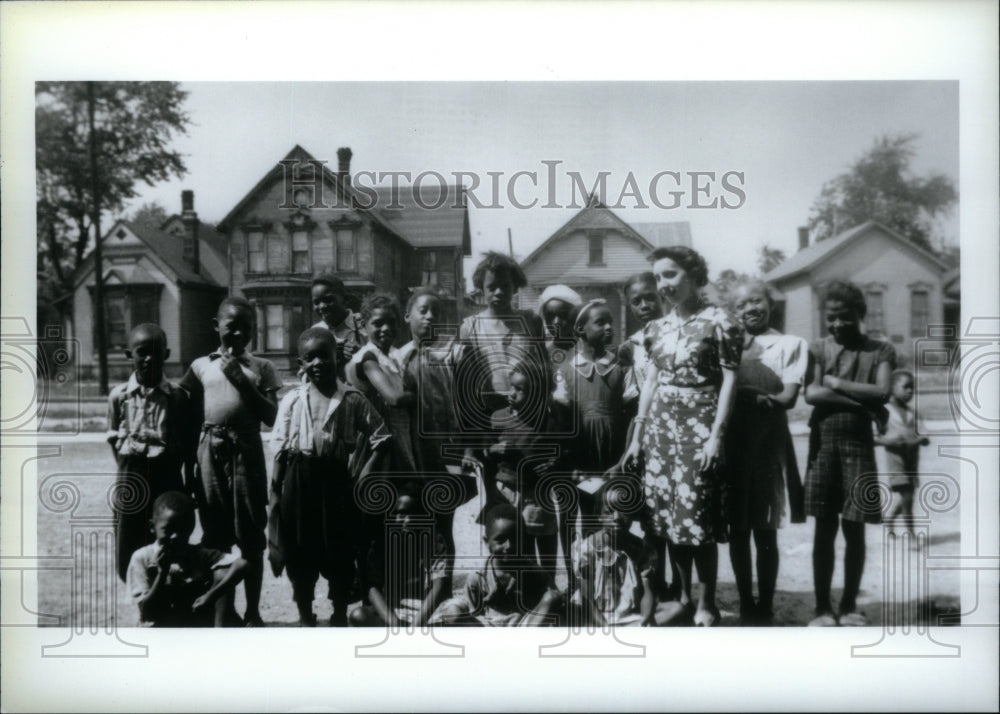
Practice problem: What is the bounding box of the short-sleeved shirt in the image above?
[180,350,282,430]
[622,329,652,402]
[808,335,896,421]
[107,374,187,459]
[126,542,236,627]
[737,328,810,393]
[572,530,656,625]
[461,556,555,624]
[643,303,743,388]
[457,310,547,396]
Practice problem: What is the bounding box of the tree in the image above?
[757,243,786,275]
[129,201,170,230]
[711,267,751,309]
[36,82,191,288]
[807,133,957,254]
[36,82,191,392]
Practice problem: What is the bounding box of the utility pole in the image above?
[507,227,514,258]
[88,82,109,395]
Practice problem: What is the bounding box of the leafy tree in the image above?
[757,243,786,274]
[807,133,957,253]
[711,267,751,310]
[35,82,191,292]
[36,82,191,392]
[129,201,170,230]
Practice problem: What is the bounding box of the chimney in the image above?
[181,190,200,274]
[337,147,353,186]
[797,226,809,252]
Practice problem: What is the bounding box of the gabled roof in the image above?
[216,145,468,253]
[764,220,949,284]
[632,221,692,248]
[76,219,225,289]
[373,185,471,253]
[520,194,654,270]
[160,214,228,261]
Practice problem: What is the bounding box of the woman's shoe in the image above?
[807,611,838,627]
[838,611,869,627]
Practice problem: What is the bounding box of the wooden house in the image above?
[216,145,471,371]
[519,195,691,343]
[71,191,228,379]
[764,221,952,361]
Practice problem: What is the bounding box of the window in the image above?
[265,304,285,351]
[292,230,310,273]
[92,286,161,353]
[336,229,356,271]
[106,294,128,351]
[911,289,930,336]
[588,231,604,265]
[865,289,885,335]
[421,251,438,286]
[247,231,265,272]
[268,234,290,272]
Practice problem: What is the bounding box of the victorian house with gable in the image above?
[216,145,471,372]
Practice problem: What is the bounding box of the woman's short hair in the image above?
[822,280,867,320]
[647,246,709,288]
[471,251,527,291]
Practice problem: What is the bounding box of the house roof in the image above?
[520,194,655,270]
[373,185,471,254]
[764,220,949,284]
[631,221,692,248]
[76,219,226,289]
[217,145,469,253]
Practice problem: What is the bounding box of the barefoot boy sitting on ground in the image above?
[127,491,247,627]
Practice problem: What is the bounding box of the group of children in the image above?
[109,250,928,628]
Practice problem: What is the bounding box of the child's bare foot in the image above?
[659,601,695,626]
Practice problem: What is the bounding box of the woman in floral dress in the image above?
[623,246,743,626]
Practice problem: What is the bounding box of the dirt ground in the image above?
[34,423,962,629]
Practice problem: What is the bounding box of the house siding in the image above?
[524,229,651,285]
[74,254,185,380]
[770,228,945,363]
[227,179,408,293]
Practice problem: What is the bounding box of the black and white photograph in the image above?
[2,2,998,712]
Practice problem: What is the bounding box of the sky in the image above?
[125,81,959,285]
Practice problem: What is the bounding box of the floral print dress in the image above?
[641,303,743,545]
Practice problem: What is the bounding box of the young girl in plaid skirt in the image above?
[803,280,895,627]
